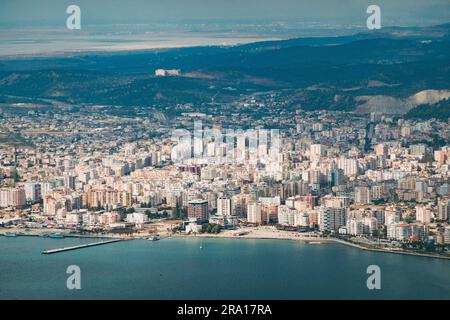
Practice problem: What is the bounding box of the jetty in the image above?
[42,239,123,254]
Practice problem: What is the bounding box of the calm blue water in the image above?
[1,236,450,300]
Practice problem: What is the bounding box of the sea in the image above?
[1,236,450,300]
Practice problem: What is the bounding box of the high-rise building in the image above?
[278,205,297,226]
[375,143,388,157]
[410,144,427,157]
[355,186,371,204]
[64,175,76,190]
[444,226,450,244]
[437,200,449,221]
[434,150,447,164]
[371,185,382,201]
[24,183,41,202]
[328,169,345,187]
[320,207,347,233]
[401,125,411,137]
[0,187,26,208]
[188,199,209,223]
[387,223,427,241]
[416,205,432,224]
[247,202,262,224]
[310,144,324,162]
[83,188,132,209]
[338,157,358,176]
[348,218,364,235]
[217,196,232,216]
[11,188,26,208]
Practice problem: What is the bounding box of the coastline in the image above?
[328,238,450,261]
[174,228,450,261]
[2,226,450,261]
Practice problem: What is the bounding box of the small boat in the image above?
[4,232,17,237]
[49,233,65,239]
[148,235,160,241]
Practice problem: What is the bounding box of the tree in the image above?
[145,210,153,218]
[201,223,222,234]
[211,224,221,234]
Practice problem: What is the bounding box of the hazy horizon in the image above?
[1,0,450,26]
[1,0,450,57]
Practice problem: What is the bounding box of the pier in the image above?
[42,239,123,254]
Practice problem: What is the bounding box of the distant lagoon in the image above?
[0,30,279,57]
[0,22,366,57]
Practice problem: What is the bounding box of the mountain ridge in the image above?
[0,23,449,119]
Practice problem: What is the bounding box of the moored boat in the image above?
[49,233,65,239]
[4,232,18,237]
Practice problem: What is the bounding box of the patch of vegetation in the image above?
[405,99,450,121]
[201,223,222,234]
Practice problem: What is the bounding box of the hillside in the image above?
[0,23,449,116]
[405,98,450,121]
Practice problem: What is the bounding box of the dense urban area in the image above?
[0,89,449,258]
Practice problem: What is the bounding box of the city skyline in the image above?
[0,1,449,304]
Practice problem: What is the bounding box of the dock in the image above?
[42,239,123,254]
